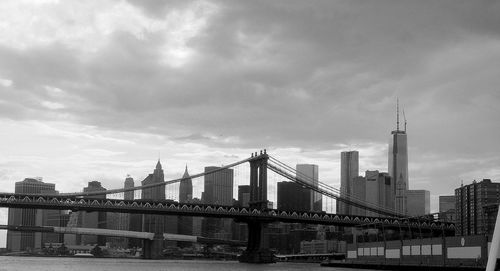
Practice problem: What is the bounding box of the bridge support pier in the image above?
[143,233,163,259]
[239,219,275,264]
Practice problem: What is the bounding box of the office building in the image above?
[202,166,234,206]
[455,179,500,236]
[337,151,359,215]
[364,171,393,217]
[350,176,367,216]
[178,166,193,246]
[439,195,456,222]
[406,190,430,216]
[277,181,311,212]
[142,160,177,246]
[7,178,57,251]
[179,165,193,203]
[79,181,107,245]
[388,101,409,214]
[296,164,321,211]
[107,176,135,248]
[124,176,142,248]
[202,166,234,238]
[238,185,251,207]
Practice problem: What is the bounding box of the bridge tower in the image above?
[239,150,275,263]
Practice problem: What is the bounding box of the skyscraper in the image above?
[202,166,233,206]
[296,164,321,212]
[108,176,135,248]
[126,175,142,248]
[337,151,359,215]
[202,166,234,239]
[80,181,107,245]
[406,190,430,216]
[277,181,311,212]
[388,100,409,214]
[7,178,57,251]
[238,185,251,207]
[178,166,193,245]
[455,179,500,236]
[178,166,193,203]
[364,170,393,217]
[142,160,178,247]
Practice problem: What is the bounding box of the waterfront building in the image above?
[7,177,57,251]
[337,151,359,215]
[406,190,430,216]
[296,164,322,211]
[439,195,456,222]
[388,101,409,214]
[455,179,500,236]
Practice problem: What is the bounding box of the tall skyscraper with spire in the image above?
[388,99,409,215]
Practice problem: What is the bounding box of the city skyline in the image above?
[0,0,499,248]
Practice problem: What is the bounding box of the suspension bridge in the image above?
[0,151,454,263]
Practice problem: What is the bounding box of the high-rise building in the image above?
[79,181,107,245]
[202,167,234,206]
[406,190,430,216]
[388,101,409,215]
[455,179,500,236]
[238,185,251,207]
[277,181,311,212]
[350,176,367,216]
[7,178,57,251]
[364,171,393,217]
[125,176,142,248]
[178,166,193,246]
[296,164,321,212]
[142,160,177,246]
[337,151,359,215]
[108,176,135,248]
[439,195,456,222]
[124,175,134,200]
[202,166,234,238]
[179,166,193,203]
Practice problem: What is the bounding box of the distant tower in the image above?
[124,175,134,201]
[388,99,409,214]
[296,164,321,211]
[178,166,193,246]
[337,151,359,215]
[179,165,193,203]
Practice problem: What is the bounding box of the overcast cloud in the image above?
[1,0,500,246]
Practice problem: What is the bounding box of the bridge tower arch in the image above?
[239,150,275,263]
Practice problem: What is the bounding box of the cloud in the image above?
[0,1,499,224]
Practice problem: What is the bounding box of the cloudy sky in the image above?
[1,0,500,246]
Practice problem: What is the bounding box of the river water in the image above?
[0,256,370,271]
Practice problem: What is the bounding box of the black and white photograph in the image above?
[0,0,499,270]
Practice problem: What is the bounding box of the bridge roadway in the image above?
[0,225,245,246]
[0,192,454,231]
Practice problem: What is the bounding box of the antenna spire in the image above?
[396,98,400,131]
[403,108,407,132]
